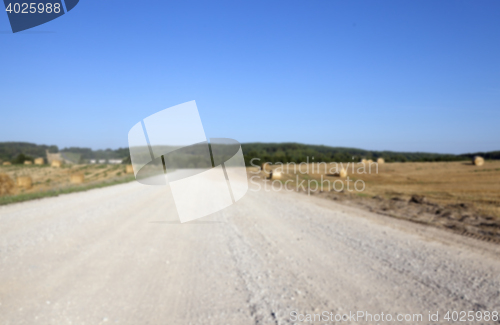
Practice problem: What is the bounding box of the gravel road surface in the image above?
[1,181,499,324]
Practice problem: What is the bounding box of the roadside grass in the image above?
[268,161,500,218]
[0,176,135,206]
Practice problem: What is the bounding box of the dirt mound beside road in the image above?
[318,191,500,243]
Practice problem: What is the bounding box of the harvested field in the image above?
[0,173,15,196]
[256,161,500,242]
[0,164,134,204]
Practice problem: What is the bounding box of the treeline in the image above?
[59,147,130,161]
[0,142,58,162]
[0,142,129,163]
[459,151,500,160]
[1,142,498,165]
[240,143,467,165]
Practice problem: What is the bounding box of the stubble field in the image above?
[257,160,500,242]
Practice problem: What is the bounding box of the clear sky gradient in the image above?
[1,1,499,154]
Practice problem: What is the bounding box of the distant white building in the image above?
[88,159,122,164]
[108,159,123,164]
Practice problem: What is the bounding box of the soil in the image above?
[312,190,500,244]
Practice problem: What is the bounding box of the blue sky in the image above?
[1,0,499,154]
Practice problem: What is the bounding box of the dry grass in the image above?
[0,173,15,196]
[356,161,500,217]
[0,164,134,198]
[266,161,500,218]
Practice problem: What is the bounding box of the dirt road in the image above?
[1,181,499,324]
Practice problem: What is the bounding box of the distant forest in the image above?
[0,142,129,163]
[240,143,500,165]
[1,142,499,165]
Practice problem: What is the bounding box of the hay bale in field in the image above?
[271,170,282,180]
[17,176,32,189]
[34,158,44,165]
[125,165,134,174]
[0,173,15,196]
[327,168,347,178]
[70,173,84,184]
[367,159,373,164]
[24,160,32,165]
[3,162,12,166]
[472,156,484,166]
[360,159,367,164]
[377,158,385,164]
[51,160,62,168]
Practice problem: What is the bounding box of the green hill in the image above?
[1,141,498,165]
[240,142,466,165]
[0,142,129,163]
[0,142,59,162]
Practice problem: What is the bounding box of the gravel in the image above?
[0,181,499,324]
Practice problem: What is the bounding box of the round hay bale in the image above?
[34,158,44,165]
[360,159,367,164]
[125,165,134,174]
[24,160,32,165]
[377,158,385,164]
[17,176,32,189]
[3,162,12,166]
[473,156,484,166]
[271,170,282,180]
[367,159,373,164]
[51,160,62,168]
[339,168,347,178]
[70,173,84,184]
[0,173,15,196]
